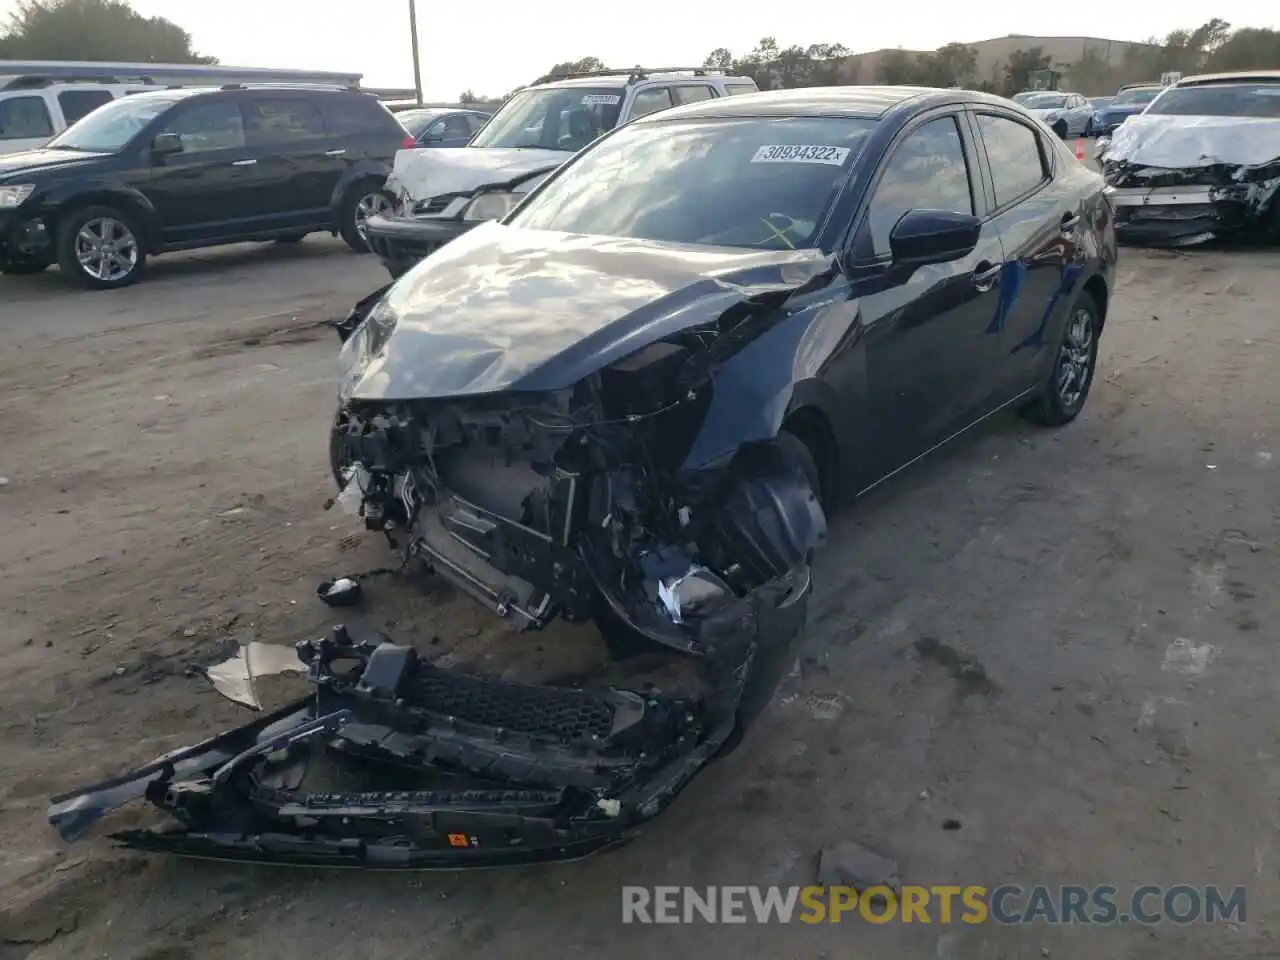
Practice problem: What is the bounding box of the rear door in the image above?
[968,109,1075,395]
[625,86,676,121]
[55,88,114,128]
[241,93,337,228]
[141,97,264,243]
[851,111,1007,470]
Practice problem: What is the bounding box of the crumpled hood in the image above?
[340,222,830,402]
[0,147,110,179]
[386,146,569,203]
[1105,115,1280,169]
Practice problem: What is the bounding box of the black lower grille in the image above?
[404,667,616,742]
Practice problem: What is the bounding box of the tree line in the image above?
[0,0,213,63]
[526,20,1280,102]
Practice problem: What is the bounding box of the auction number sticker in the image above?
[751,144,850,165]
[582,94,622,105]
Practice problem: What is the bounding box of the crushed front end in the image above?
[48,606,801,867]
[1100,115,1280,247]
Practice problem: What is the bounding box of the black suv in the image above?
[0,84,413,289]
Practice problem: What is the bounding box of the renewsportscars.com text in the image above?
[621,885,1247,925]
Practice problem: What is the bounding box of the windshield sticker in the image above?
[751,144,851,165]
[582,94,622,105]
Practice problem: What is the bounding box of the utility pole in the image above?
[408,0,423,105]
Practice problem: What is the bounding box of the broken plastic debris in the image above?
[335,465,370,516]
[656,566,732,625]
[204,642,308,710]
[316,577,362,607]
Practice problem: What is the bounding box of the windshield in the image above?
[398,109,447,137]
[1023,94,1067,109]
[508,116,877,251]
[1113,87,1161,106]
[48,92,188,151]
[1144,83,1280,118]
[468,86,623,151]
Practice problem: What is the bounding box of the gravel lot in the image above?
[1,217,1278,959]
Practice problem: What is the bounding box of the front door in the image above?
[852,113,1007,474]
[142,98,263,244]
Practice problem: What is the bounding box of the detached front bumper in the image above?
[48,575,808,868]
[363,214,477,279]
[1108,185,1223,246]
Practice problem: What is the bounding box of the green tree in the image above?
[0,0,213,62]
[541,56,606,80]
[875,48,918,85]
[1206,27,1280,71]
[1004,46,1053,94]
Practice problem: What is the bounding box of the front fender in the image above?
[37,184,161,246]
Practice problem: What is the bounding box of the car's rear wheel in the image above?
[56,205,147,290]
[1084,118,1094,137]
[1052,119,1069,139]
[1024,290,1100,426]
[340,183,393,253]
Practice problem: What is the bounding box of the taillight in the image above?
[402,135,416,149]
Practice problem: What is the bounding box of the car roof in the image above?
[1176,70,1280,87]
[528,72,751,91]
[638,85,1011,123]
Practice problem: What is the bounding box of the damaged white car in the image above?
[361,67,758,277]
[1099,71,1280,246]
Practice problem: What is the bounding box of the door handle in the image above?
[972,260,1002,293]
[231,158,257,167]
[1060,212,1082,234]
[324,148,347,157]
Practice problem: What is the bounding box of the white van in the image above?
[0,82,163,155]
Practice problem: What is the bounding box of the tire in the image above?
[339,182,393,253]
[1085,118,1094,137]
[1052,120,1068,140]
[1,260,48,275]
[1024,290,1100,426]
[56,205,146,290]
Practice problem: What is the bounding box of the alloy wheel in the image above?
[75,217,138,283]
[354,192,392,241]
[1056,307,1095,409]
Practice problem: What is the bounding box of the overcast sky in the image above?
[4,0,1277,99]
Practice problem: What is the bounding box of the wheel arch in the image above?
[781,404,840,512]
[45,189,160,250]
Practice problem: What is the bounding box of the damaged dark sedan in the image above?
[1100,71,1280,246]
[50,86,1116,869]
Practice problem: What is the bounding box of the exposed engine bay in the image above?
[331,331,826,655]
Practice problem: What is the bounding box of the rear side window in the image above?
[464,113,489,134]
[245,97,327,143]
[323,95,399,135]
[439,114,472,139]
[674,85,715,105]
[975,114,1048,207]
[866,116,973,257]
[724,82,758,97]
[58,89,113,125]
[0,95,54,140]
[630,87,675,119]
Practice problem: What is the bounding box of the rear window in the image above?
[509,116,876,250]
[58,89,113,125]
[1112,87,1161,106]
[1146,83,1280,118]
[322,95,400,135]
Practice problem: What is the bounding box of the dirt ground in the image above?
[1,222,1278,960]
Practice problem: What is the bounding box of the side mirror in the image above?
[889,209,981,267]
[151,132,183,158]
